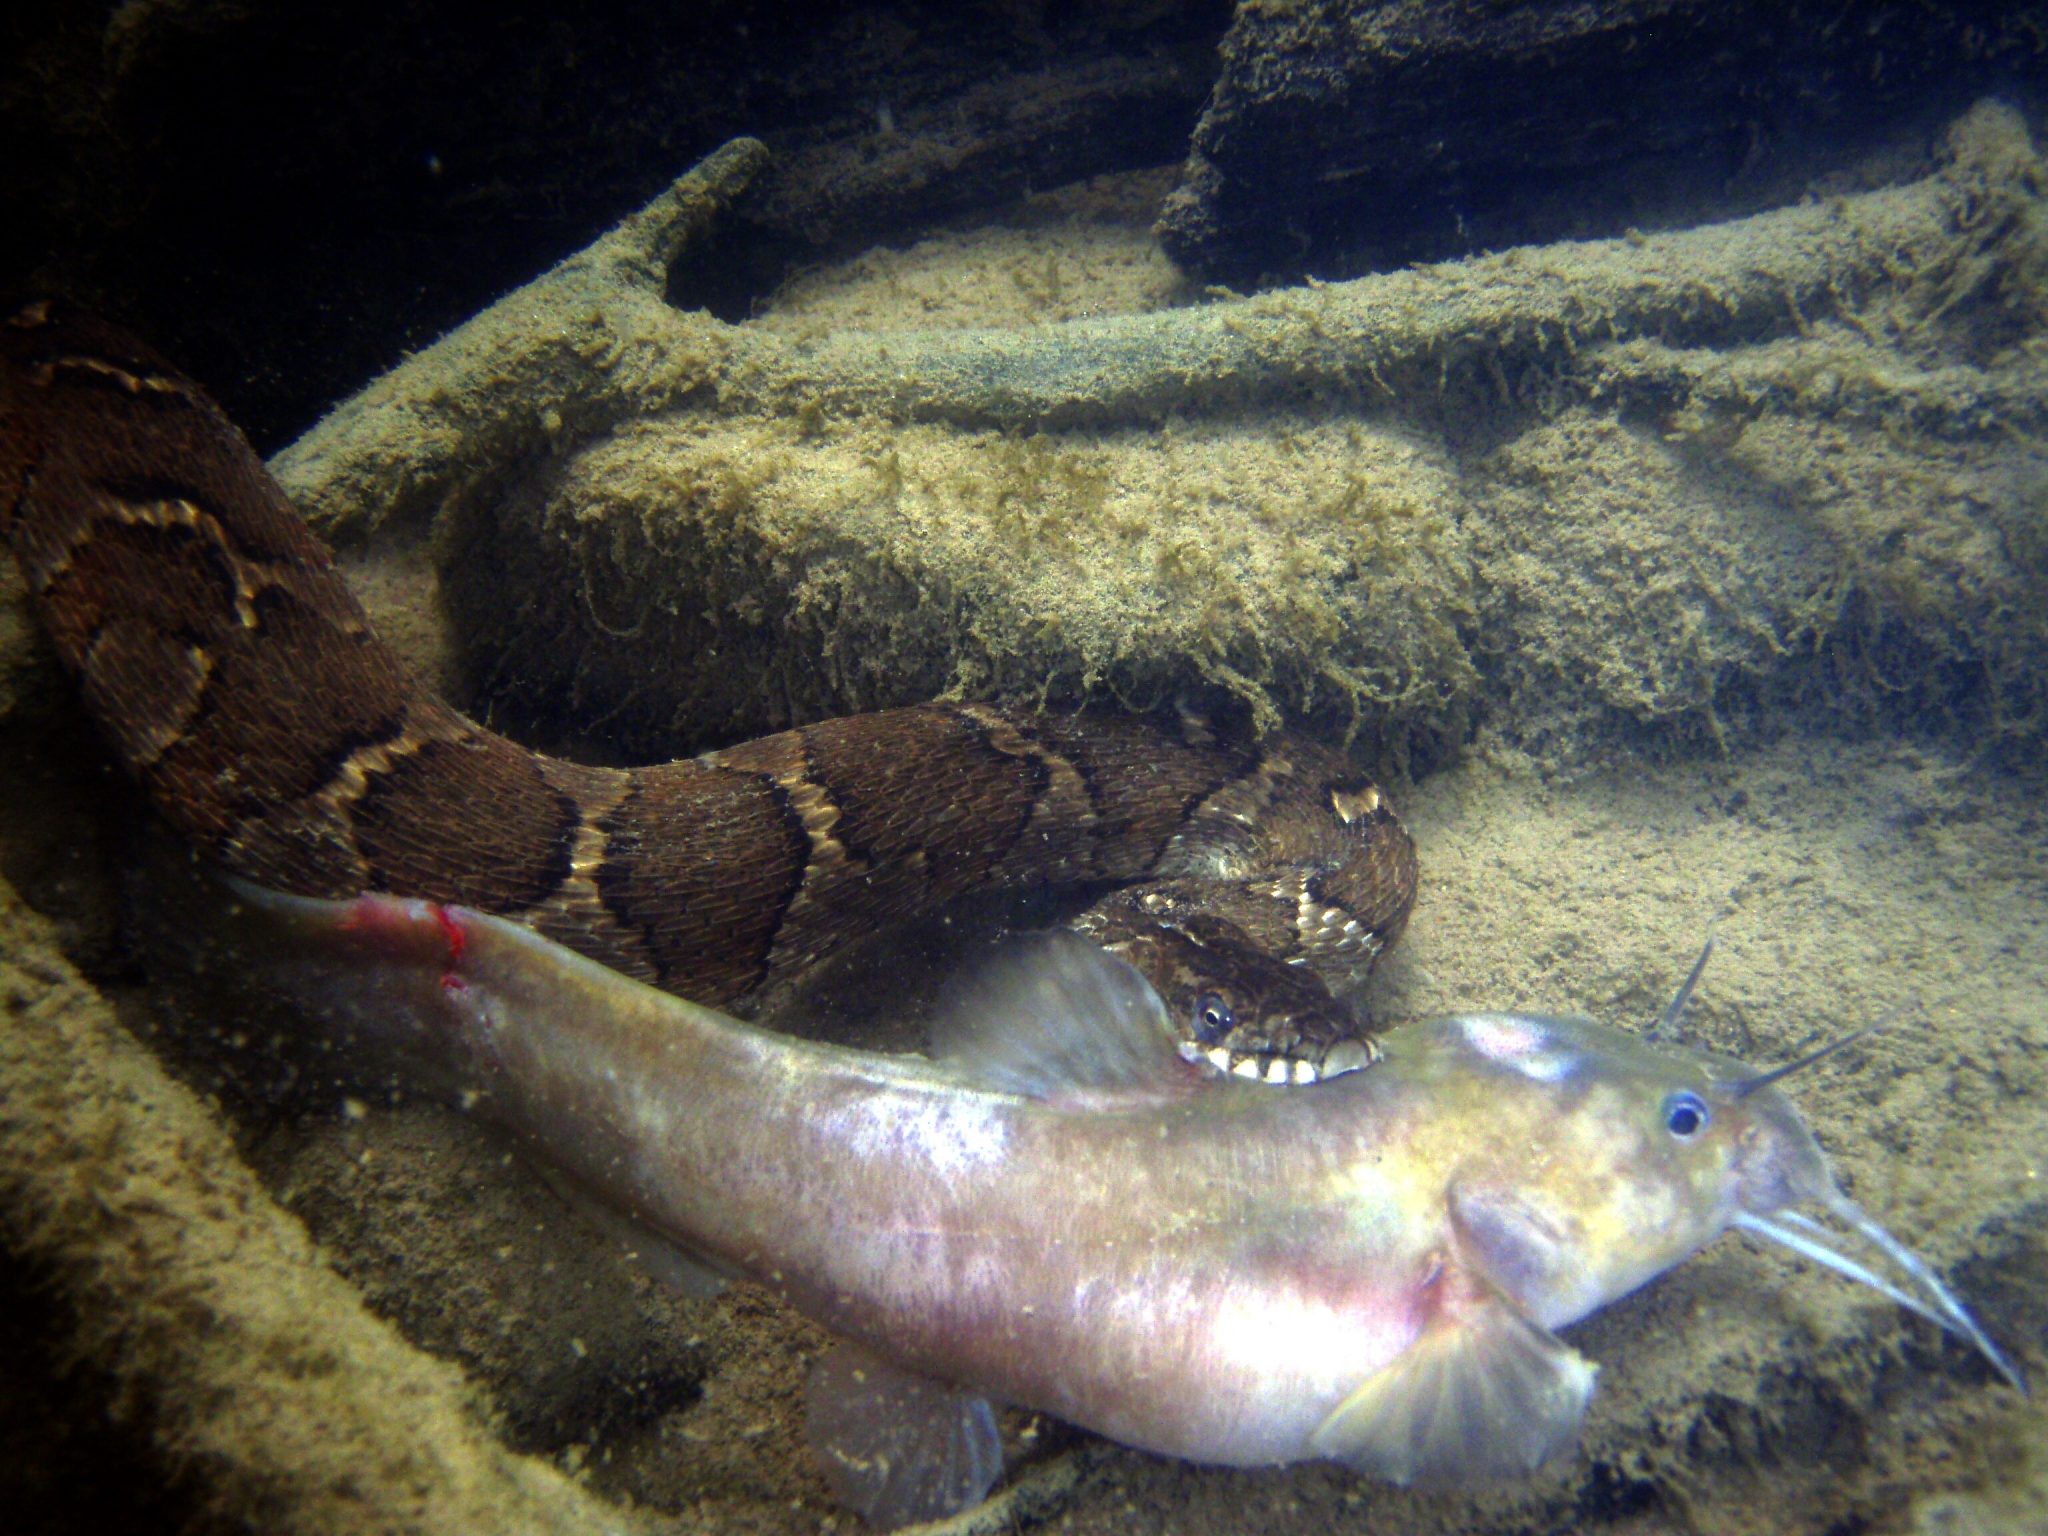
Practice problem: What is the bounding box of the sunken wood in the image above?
[0,302,1416,1039]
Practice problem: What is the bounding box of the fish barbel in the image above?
[200,879,2026,1527]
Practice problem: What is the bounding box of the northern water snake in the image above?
[0,302,1417,1076]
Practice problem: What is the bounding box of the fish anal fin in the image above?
[804,1343,1003,1530]
[530,1162,731,1300]
[1310,1263,1597,1486]
[929,931,1197,1103]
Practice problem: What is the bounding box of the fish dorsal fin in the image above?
[1309,1263,1597,1485]
[804,1343,1003,1530]
[929,931,1194,1103]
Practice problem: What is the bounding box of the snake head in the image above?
[1075,898,1381,1084]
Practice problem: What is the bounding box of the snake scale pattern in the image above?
[0,302,1418,1077]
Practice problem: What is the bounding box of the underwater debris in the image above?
[270,107,2048,766]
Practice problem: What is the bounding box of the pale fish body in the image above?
[203,879,2026,1526]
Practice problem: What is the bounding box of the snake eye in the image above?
[1662,1090,1709,1139]
[1193,992,1235,1044]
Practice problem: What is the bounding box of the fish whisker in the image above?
[1815,1196,2028,1395]
[1733,1213,1950,1330]
[1732,1204,2027,1394]
[1725,1023,1883,1098]
[1653,934,1715,1038]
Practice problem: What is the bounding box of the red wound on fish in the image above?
[430,904,468,994]
[433,903,466,962]
[325,891,468,995]
[333,895,380,935]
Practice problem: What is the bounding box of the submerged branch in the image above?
[271,136,770,540]
[274,104,2041,539]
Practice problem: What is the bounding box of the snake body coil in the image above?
[0,303,1417,1074]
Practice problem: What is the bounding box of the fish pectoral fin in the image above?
[1309,1274,1597,1486]
[1447,1180,1569,1298]
[929,930,1195,1103]
[804,1343,1004,1531]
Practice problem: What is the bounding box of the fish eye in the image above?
[1662,1090,1710,1139]
[1193,991,1235,1043]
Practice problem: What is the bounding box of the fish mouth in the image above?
[1733,1194,2028,1394]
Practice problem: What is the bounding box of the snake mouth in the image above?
[1175,1036,1379,1084]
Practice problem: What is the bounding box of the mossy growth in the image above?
[401,100,2048,776]
[449,405,1478,765]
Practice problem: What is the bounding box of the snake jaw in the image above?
[1176,1038,1374,1084]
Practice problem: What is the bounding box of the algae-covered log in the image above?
[0,880,636,1536]
[273,104,2048,767]
[270,138,770,541]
